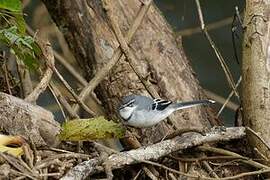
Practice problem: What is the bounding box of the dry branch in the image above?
[217,76,242,117]
[24,40,55,103]
[53,67,96,116]
[26,25,103,114]
[103,0,159,98]
[0,92,60,147]
[61,127,246,179]
[195,0,239,99]
[49,82,79,119]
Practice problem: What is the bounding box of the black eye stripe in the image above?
[122,99,135,107]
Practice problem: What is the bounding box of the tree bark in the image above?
[0,92,60,147]
[242,0,270,161]
[42,0,218,145]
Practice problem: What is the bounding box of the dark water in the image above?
[155,0,244,126]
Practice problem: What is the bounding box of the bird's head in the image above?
[118,95,138,121]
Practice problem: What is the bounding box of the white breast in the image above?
[125,108,175,128]
[119,106,136,120]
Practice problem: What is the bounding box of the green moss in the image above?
[58,116,126,141]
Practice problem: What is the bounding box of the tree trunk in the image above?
[42,0,218,145]
[242,0,270,161]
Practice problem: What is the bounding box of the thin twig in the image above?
[202,160,219,178]
[25,40,54,102]
[26,25,103,110]
[39,172,62,177]
[35,153,90,170]
[198,146,269,169]
[246,127,270,151]
[133,169,142,180]
[195,0,239,100]
[212,169,270,180]
[137,159,270,180]
[176,16,234,37]
[217,76,242,117]
[142,166,158,180]
[103,0,158,98]
[168,173,177,180]
[169,155,247,162]
[53,67,96,116]
[53,47,87,87]
[0,152,37,179]
[73,0,153,113]
[254,147,269,162]
[48,147,84,154]
[48,84,67,120]
[49,82,79,119]
[9,169,36,180]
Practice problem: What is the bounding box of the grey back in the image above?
[121,95,153,110]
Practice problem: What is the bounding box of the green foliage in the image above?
[0,0,21,11]
[0,0,25,33]
[59,117,126,141]
[0,0,40,70]
[0,26,41,69]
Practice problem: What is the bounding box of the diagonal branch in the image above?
[217,76,242,117]
[102,0,158,98]
[24,40,54,103]
[195,0,240,100]
[53,67,96,116]
[73,0,153,113]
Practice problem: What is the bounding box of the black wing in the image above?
[152,99,172,111]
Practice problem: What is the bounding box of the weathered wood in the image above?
[42,0,218,145]
[0,92,60,147]
[242,0,270,161]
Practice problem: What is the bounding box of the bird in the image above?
[118,94,215,128]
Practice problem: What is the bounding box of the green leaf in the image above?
[0,0,25,33]
[0,26,41,69]
[0,0,21,12]
[59,117,126,141]
[13,13,25,33]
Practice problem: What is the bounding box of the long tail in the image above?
[173,99,215,110]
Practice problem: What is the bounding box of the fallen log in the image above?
[0,92,60,147]
[61,126,246,180]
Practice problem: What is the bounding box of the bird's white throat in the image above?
[119,106,136,120]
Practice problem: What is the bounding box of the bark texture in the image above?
[42,0,218,145]
[0,92,60,147]
[242,0,270,161]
